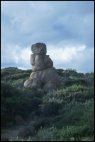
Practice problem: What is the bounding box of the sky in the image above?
[1,1,94,73]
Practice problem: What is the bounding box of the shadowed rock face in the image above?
[31,43,46,55]
[24,43,62,92]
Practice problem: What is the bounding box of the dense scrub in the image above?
[1,67,94,141]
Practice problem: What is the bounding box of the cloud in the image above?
[1,43,31,69]
[48,43,94,73]
[1,42,94,73]
[48,44,86,63]
[1,1,94,45]
[1,1,94,72]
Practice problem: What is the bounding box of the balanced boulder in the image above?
[24,43,62,92]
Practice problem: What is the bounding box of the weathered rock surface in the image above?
[24,43,62,92]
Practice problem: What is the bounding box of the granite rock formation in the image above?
[24,43,62,92]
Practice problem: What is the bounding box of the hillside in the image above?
[1,67,94,141]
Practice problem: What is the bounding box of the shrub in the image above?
[41,102,61,117]
[1,82,43,127]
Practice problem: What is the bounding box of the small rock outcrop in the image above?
[24,43,62,92]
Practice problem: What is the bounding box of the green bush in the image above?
[34,125,94,141]
[1,68,94,141]
[41,102,61,117]
[35,127,57,141]
[1,82,43,127]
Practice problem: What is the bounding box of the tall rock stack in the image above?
[24,43,62,92]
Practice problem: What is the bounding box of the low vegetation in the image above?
[1,67,94,141]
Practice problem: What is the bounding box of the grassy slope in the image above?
[1,67,94,141]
